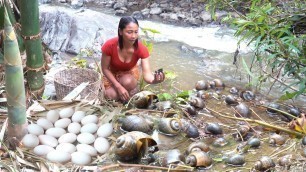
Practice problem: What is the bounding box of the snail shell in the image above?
[187,142,210,154]
[302,136,306,146]
[254,156,275,171]
[234,103,251,118]
[204,123,223,135]
[240,90,255,101]
[130,91,157,109]
[247,138,261,148]
[224,95,239,106]
[158,118,181,136]
[237,125,251,138]
[229,87,239,95]
[185,151,212,167]
[185,105,197,116]
[121,115,153,133]
[288,106,301,117]
[195,80,209,90]
[226,154,245,166]
[156,101,172,111]
[269,133,286,146]
[185,123,199,138]
[266,103,280,115]
[212,137,228,147]
[114,131,157,161]
[210,79,225,90]
[189,96,205,109]
[278,155,292,167]
[164,149,184,166]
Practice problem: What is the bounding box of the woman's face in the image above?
[120,22,139,45]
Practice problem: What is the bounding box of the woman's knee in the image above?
[104,88,119,100]
[119,74,137,91]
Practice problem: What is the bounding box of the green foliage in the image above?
[68,57,87,68]
[205,0,306,100]
[140,27,161,53]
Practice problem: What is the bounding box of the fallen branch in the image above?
[207,107,305,137]
[98,163,194,171]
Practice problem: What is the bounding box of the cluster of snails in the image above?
[266,102,302,121]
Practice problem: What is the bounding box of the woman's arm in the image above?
[101,53,129,100]
[141,58,165,84]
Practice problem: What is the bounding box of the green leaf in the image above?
[241,57,255,78]
[165,71,177,80]
[176,90,192,99]
[157,93,173,101]
[279,91,298,100]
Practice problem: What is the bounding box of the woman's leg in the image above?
[104,87,119,100]
[118,73,138,96]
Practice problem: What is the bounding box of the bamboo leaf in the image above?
[241,57,255,78]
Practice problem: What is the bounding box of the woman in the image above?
[101,16,165,102]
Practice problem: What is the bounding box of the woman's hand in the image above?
[116,85,130,101]
[153,69,165,84]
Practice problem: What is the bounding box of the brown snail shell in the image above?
[278,155,292,167]
[234,103,251,118]
[195,80,209,90]
[121,115,153,133]
[189,96,205,109]
[185,105,197,116]
[224,95,239,106]
[130,91,157,108]
[115,131,157,161]
[247,138,261,148]
[204,123,223,135]
[240,90,255,101]
[225,154,245,166]
[254,156,275,171]
[185,151,212,167]
[158,118,181,136]
[269,133,286,146]
[185,123,199,138]
[237,125,250,138]
[187,142,210,154]
[210,79,225,90]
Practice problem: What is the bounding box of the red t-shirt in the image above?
[101,37,149,71]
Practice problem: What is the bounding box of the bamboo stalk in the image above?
[207,107,305,137]
[3,6,27,140]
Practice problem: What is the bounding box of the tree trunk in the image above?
[19,0,44,97]
[4,7,27,140]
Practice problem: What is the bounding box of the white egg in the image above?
[39,135,58,147]
[94,137,110,154]
[37,118,53,130]
[72,111,86,123]
[46,110,60,123]
[97,123,113,138]
[33,145,55,157]
[59,107,74,118]
[58,133,77,144]
[77,133,95,144]
[45,128,66,138]
[54,118,71,128]
[47,151,71,164]
[68,122,81,134]
[22,134,39,148]
[81,115,98,125]
[80,123,98,134]
[56,143,76,154]
[76,144,97,156]
[27,124,44,136]
[71,151,91,166]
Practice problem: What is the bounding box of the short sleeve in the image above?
[138,42,150,59]
[101,39,113,56]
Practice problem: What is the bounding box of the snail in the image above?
[204,123,223,135]
[152,149,185,167]
[158,118,181,136]
[195,80,209,91]
[184,105,197,116]
[269,133,286,146]
[287,106,301,119]
[229,87,239,95]
[235,125,251,139]
[156,101,172,111]
[114,131,157,161]
[266,103,280,115]
[225,154,245,166]
[278,154,292,167]
[185,151,212,167]
[302,136,306,146]
[185,123,199,138]
[129,91,157,109]
[212,137,228,147]
[197,90,211,99]
[209,79,225,90]
[121,115,153,133]
[189,96,205,109]
[234,103,251,118]
[254,156,275,171]
[224,95,239,106]
[240,90,255,101]
[186,142,210,154]
[247,138,261,148]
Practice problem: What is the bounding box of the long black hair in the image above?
[118,16,139,50]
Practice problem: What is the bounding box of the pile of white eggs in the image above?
[21,107,113,165]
